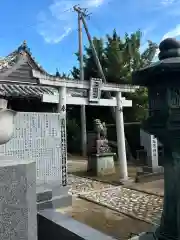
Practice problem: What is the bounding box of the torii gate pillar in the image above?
[57,86,66,117]
[116,91,128,180]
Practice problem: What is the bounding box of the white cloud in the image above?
[163,0,180,15]
[153,24,180,59]
[37,0,105,44]
[161,0,175,6]
[162,24,180,40]
[135,0,179,13]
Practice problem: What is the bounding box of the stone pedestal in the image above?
[129,232,156,239]
[0,157,37,240]
[87,153,115,176]
[155,152,180,240]
[36,184,72,211]
[142,165,164,174]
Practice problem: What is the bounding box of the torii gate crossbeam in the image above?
[32,70,139,181]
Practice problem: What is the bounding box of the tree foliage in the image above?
[71,29,158,122]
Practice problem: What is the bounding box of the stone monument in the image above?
[87,119,115,176]
[132,38,180,239]
[0,98,37,240]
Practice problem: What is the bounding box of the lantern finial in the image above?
[158,38,180,60]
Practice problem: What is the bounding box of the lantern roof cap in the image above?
[132,38,180,86]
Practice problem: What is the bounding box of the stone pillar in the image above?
[58,85,67,186]
[116,91,128,180]
[0,157,37,240]
[0,98,7,108]
[81,105,87,157]
[148,134,159,171]
[57,86,66,115]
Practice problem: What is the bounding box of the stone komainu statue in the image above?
[93,119,107,140]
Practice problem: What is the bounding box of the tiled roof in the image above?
[0,40,50,75]
[0,84,58,98]
[0,51,18,73]
[0,83,87,98]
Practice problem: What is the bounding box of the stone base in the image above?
[87,153,115,176]
[38,210,116,240]
[119,177,134,185]
[135,171,164,183]
[36,184,72,211]
[142,165,164,174]
[135,166,164,182]
[129,232,156,240]
[0,157,37,240]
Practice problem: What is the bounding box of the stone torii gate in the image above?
[33,70,138,181]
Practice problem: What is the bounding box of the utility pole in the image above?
[73,5,130,180]
[74,5,115,118]
[75,6,87,157]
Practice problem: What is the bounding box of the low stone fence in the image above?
[37,210,116,240]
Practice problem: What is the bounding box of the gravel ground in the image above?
[80,187,163,225]
[68,174,113,195]
[68,174,163,225]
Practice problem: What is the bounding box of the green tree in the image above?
[71,29,158,122]
[71,66,80,79]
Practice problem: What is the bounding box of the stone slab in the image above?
[142,166,164,174]
[36,185,70,202]
[130,232,156,240]
[129,227,158,240]
[136,172,164,183]
[36,184,72,210]
[38,209,116,240]
[0,156,37,240]
[0,112,67,186]
[37,195,72,211]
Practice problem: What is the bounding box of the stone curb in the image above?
[124,186,164,198]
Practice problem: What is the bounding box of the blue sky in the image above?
[1,0,180,74]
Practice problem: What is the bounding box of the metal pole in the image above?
[78,12,87,157]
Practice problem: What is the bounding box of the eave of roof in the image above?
[0,40,55,77]
[0,83,58,98]
[0,83,88,99]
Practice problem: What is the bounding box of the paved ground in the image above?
[65,159,164,238]
[128,180,164,197]
[57,197,153,240]
[68,174,163,225]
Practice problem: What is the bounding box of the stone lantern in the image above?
[132,38,180,240]
[0,98,16,144]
